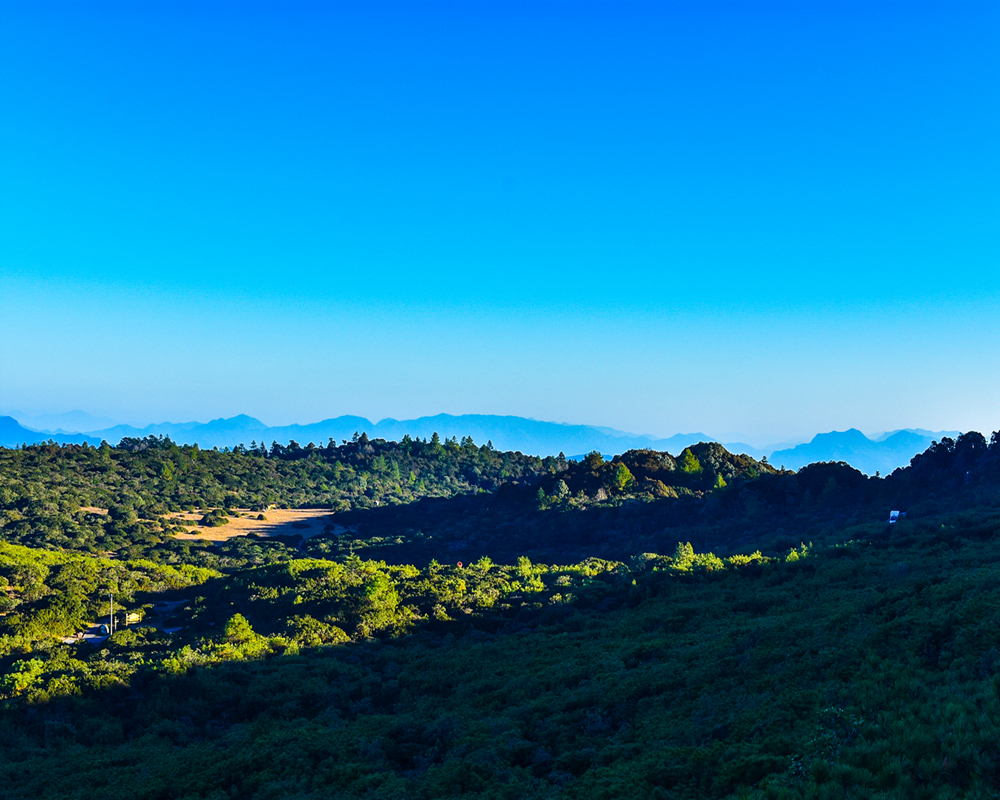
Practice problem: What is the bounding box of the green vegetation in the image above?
[0,432,557,565]
[0,430,998,797]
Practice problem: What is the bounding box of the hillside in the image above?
[0,430,998,798]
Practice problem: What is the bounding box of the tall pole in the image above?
[109,590,114,636]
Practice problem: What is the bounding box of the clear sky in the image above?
[1,1,997,443]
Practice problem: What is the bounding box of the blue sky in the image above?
[1,1,997,443]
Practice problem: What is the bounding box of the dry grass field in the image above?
[80,506,333,542]
[168,508,333,542]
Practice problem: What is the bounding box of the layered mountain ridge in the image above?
[0,413,964,475]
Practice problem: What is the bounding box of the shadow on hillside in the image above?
[296,474,880,567]
[297,447,1000,568]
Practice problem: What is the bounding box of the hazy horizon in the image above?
[0,405,972,452]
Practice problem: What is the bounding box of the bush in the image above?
[199,510,230,528]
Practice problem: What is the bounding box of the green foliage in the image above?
[0,658,43,699]
[0,436,560,564]
[284,615,349,646]
[673,540,695,568]
[223,612,255,643]
[5,516,1000,797]
[0,432,1000,797]
[726,550,770,568]
[199,508,230,527]
[680,447,704,475]
[610,463,634,493]
[785,542,811,562]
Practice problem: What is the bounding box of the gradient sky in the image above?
[1,1,998,443]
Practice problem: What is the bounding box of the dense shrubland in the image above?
[0,430,999,798]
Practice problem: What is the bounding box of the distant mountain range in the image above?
[5,414,715,460]
[2,409,116,433]
[0,416,100,449]
[770,428,961,476]
[0,413,966,476]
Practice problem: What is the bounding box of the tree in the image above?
[224,613,255,645]
[673,541,695,570]
[610,463,634,492]
[679,449,703,476]
[956,431,987,457]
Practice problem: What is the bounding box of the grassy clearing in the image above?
[168,508,333,542]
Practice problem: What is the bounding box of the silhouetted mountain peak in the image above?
[810,428,869,444]
[0,416,26,435]
[202,415,268,432]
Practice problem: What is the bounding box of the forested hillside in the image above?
[0,433,556,564]
[1,430,999,798]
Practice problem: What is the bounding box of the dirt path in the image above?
[61,622,108,645]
